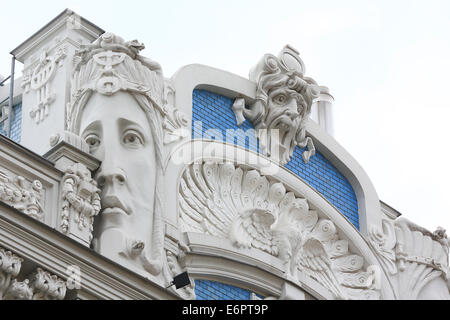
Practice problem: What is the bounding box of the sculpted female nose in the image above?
[96,167,127,188]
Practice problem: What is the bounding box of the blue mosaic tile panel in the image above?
[195,279,262,300]
[192,90,259,152]
[286,147,359,228]
[192,89,359,229]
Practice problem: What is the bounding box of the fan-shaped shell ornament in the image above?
[178,161,380,299]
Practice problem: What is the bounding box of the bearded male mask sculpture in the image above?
[232,45,319,165]
[66,32,185,277]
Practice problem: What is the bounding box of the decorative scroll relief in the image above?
[0,247,67,300]
[22,47,67,124]
[178,162,379,300]
[60,163,101,244]
[0,169,44,221]
[232,45,319,165]
[369,218,450,300]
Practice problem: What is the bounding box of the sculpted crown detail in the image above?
[67,32,188,142]
[232,45,319,165]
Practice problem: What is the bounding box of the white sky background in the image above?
[1,0,449,232]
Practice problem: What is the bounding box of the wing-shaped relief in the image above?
[178,161,379,299]
[369,218,450,300]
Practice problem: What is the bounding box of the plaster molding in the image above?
[0,247,23,299]
[0,202,178,300]
[369,217,450,299]
[3,279,33,300]
[184,237,333,300]
[164,140,395,299]
[280,281,307,300]
[11,9,104,63]
[44,138,101,172]
[0,168,45,221]
[0,134,62,229]
[60,163,101,246]
[0,246,67,300]
[23,46,67,124]
[29,267,67,300]
[0,134,63,179]
[20,37,96,76]
[178,160,379,300]
[183,239,285,299]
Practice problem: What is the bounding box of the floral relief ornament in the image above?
[0,169,44,221]
[60,163,101,242]
[0,247,67,300]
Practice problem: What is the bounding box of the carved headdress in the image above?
[67,32,166,133]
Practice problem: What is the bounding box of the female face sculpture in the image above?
[67,33,168,275]
[79,91,156,251]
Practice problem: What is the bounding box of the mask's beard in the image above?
[260,107,301,164]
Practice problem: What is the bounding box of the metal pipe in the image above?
[7,56,15,138]
[0,97,8,106]
[0,75,11,86]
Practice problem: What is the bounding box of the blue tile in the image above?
[195,279,258,300]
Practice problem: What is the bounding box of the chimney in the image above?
[310,86,334,136]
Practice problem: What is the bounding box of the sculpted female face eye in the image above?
[81,120,103,155]
[122,129,145,148]
[84,133,101,153]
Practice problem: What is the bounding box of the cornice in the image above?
[0,202,178,300]
[11,9,104,62]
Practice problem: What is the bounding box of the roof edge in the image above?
[10,8,104,60]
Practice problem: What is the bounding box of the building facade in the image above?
[0,9,448,300]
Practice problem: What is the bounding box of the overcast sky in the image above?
[1,0,449,232]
